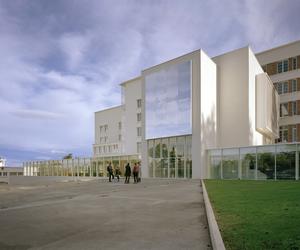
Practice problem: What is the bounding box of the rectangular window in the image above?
[104,125,108,132]
[137,142,142,153]
[137,127,142,137]
[283,82,289,93]
[279,126,288,142]
[137,99,142,108]
[137,113,142,122]
[280,103,289,117]
[277,60,289,73]
[292,101,297,115]
[118,134,122,141]
[292,79,297,92]
[100,126,103,134]
[283,59,288,72]
[292,57,297,70]
[104,136,108,143]
[118,122,122,130]
[276,82,283,95]
[278,61,283,73]
[292,126,297,142]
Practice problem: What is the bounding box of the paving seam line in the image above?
[201,180,226,250]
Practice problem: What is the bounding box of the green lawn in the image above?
[204,180,300,250]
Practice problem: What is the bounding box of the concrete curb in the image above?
[201,180,226,250]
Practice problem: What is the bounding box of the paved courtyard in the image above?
[0,179,211,250]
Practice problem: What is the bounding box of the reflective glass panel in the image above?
[240,147,256,180]
[276,144,296,180]
[222,148,239,179]
[145,61,192,139]
[257,146,275,180]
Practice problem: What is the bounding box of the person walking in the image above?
[124,163,131,184]
[107,162,114,182]
[133,163,139,183]
[115,166,121,182]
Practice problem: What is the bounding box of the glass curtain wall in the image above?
[23,155,139,177]
[207,144,300,180]
[147,135,192,178]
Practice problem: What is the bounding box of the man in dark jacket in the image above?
[124,163,131,184]
[107,162,114,182]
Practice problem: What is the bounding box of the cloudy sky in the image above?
[1,0,300,166]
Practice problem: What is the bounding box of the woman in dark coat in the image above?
[124,163,131,184]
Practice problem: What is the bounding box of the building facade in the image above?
[94,46,279,179]
[256,41,300,143]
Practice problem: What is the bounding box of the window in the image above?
[279,126,288,142]
[100,126,103,134]
[137,99,142,108]
[137,113,142,122]
[104,136,108,143]
[292,79,297,92]
[104,125,108,132]
[280,103,288,117]
[292,126,297,142]
[292,57,297,70]
[137,142,142,153]
[292,101,297,115]
[284,60,289,72]
[277,59,288,73]
[276,82,283,94]
[137,127,142,137]
[283,82,289,93]
[118,134,122,141]
[118,122,122,130]
[108,146,111,152]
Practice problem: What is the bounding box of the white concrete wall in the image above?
[94,106,123,156]
[213,47,250,147]
[122,77,142,155]
[199,50,217,178]
[248,48,266,144]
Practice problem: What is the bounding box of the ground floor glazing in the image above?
[208,143,300,180]
[147,135,192,178]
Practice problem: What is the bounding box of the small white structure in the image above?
[0,157,6,167]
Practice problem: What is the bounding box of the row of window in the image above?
[274,79,298,94]
[279,125,297,143]
[263,56,298,75]
[99,124,108,134]
[95,144,119,154]
[280,102,297,117]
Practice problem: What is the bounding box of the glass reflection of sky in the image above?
[145,61,191,139]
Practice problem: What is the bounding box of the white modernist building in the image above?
[94,46,279,179]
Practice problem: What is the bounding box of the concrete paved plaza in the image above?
[0,179,211,250]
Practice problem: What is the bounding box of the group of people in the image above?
[106,162,140,184]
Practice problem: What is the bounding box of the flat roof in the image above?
[119,76,141,86]
[256,39,300,55]
[94,105,123,114]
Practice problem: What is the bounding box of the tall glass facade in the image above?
[208,143,300,180]
[147,135,192,178]
[145,61,192,139]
